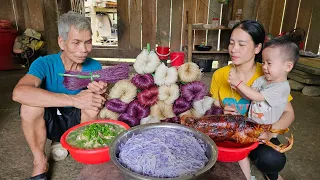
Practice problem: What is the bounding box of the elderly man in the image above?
[12,11,107,179]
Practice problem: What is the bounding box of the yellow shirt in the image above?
[210,63,292,115]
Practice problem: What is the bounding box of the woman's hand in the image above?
[223,105,240,115]
[87,81,107,95]
[228,69,241,88]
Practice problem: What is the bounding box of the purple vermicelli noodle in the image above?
[131,73,154,90]
[205,105,224,115]
[118,113,140,127]
[63,63,129,90]
[181,81,208,102]
[118,101,150,126]
[137,86,159,107]
[126,101,150,120]
[105,99,128,113]
[118,128,208,178]
[173,97,192,115]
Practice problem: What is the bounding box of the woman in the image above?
[210,20,294,180]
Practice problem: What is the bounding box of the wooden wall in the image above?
[1,0,320,58]
[95,0,320,57]
[92,0,234,58]
[236,0,320,53]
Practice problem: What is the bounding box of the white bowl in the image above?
[203,24,212,29]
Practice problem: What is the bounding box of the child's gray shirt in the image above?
[248,76,290,124]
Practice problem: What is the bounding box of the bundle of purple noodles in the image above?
[61,63,129,90]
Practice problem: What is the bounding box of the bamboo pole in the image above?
[188,24,193,62]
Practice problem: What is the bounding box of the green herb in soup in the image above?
[67,123,125,149]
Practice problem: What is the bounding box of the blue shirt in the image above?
[27,52,102,95]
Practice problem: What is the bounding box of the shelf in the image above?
[186,26,232,31]
[192,50,229,54]
[192,27,232,30]
[94,7,117,13]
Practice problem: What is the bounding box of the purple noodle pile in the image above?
[118,128,208,178]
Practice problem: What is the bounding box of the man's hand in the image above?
[228,69,241,88]
[223,105,240,115]
[70,89,106,111]
[87,81,107,95]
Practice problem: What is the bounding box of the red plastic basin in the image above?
[216,141,259,162]
[60,119,130,164]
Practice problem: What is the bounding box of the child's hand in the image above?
[228,69,241,88]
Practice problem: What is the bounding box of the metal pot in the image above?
[109,123,218,180]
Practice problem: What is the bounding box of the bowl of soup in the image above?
[60,119,130,164]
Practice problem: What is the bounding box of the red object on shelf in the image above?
[0,28,18,70]
[170,51,185,67]
[156,46,170,60]
[215,141,259,162]
[60,119,130,164]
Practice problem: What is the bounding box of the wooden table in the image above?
[77,161,246,180]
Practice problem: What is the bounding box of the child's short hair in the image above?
[264,35,299,67]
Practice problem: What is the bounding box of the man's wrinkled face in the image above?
[59,25,92,64]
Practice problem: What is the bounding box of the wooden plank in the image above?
[22,0,31,29]
[269,0,285,37]
[220,30,231,51]
[207,0,221,50]
[142,0,156,49]
[57,0,71,14]
[43,0,59,54]
[156,0,171,47]
[281,0,299,33]
[305,1,320,53]
[91,48,141,58]
[296,0,314,39]
[232,0,244,20]
[256,0,273,35]
[26,0,45,31]
[117,0,130,50]
[129,0,142,50]
[170,0,183,51]
[221,0,233,27]
[194,0,209,45]
[192,50,228,54]
[243,0,258,20]
[188,24,193,62]
[220,0,233,51]
[0,0,15,25]
[13,0,26,30]
[182,0,196,47]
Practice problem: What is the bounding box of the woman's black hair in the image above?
[232,20,266,62]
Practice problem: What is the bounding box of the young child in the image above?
[228,35,299,180]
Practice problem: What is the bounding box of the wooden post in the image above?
[188,24,193,62]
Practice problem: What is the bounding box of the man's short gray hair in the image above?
[58,11,92,41]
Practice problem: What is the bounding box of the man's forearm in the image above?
[13,85,73,107]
